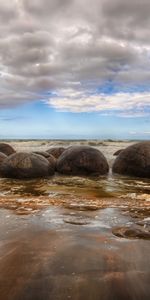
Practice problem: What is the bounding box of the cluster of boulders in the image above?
[0,141,149,179]
[0,143,109,179]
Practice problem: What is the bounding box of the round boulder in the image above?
[57,146,109,176]
[112,141,150,178]
[0,143,15,156]
[47,147,66,159]
[0,152,55,179]
[113,149,124,156]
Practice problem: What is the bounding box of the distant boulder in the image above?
[57,146,109,176]
[113,149,124,156]
[47,147,66,159]
[0,143,15,156]
[112,141,150,178]
[0,152,55,179]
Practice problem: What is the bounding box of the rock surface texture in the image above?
[46,154,56,170]
[112,226,150,240]
[112,141,150,178]
[0,152,55,179]
[0,143,15,156]
[0,152,7,165]
[47,147,66,158]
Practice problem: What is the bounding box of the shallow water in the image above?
[0,172,149,213]
[0,207,149,300]
[0,141,150,300]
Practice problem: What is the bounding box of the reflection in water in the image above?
[0,172,150,197]
[0,173,149,215]
[0,207,149,300]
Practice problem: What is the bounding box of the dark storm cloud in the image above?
[0,0,150,113]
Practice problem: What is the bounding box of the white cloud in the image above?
[0,0,149,116]
[47,88,150,114]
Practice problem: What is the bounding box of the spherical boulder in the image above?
[113,149,124,156]
[0,152,55,179]
[0,143,15,156]
[112,141,150,178]
[56,146,109,176]
[47,147,66,159]
[0,152,7,165]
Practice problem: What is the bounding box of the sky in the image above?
[0,0,150,139]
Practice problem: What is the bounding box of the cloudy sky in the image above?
[0,0,150,139]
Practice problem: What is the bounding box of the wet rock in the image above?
[65,203,99,211]
[0,143,15,156]
[129,208,150,219]
[136,219,150,229]
[0,152,55,179]
[47,147,66,158]
[112,226,150,239]
[57,146,109,176]
[113,149,124,156]
[112,141,150,178]
[64,215,90,225]
[0,152,7,165]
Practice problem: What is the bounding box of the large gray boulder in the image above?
[112,141,150,178]
[0,143,15,156]
[57,146,109,176]
[0,152,55,179]
[47,147,66,158]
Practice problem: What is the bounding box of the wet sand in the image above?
[0,140,150,300]
[0,206,150,300]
